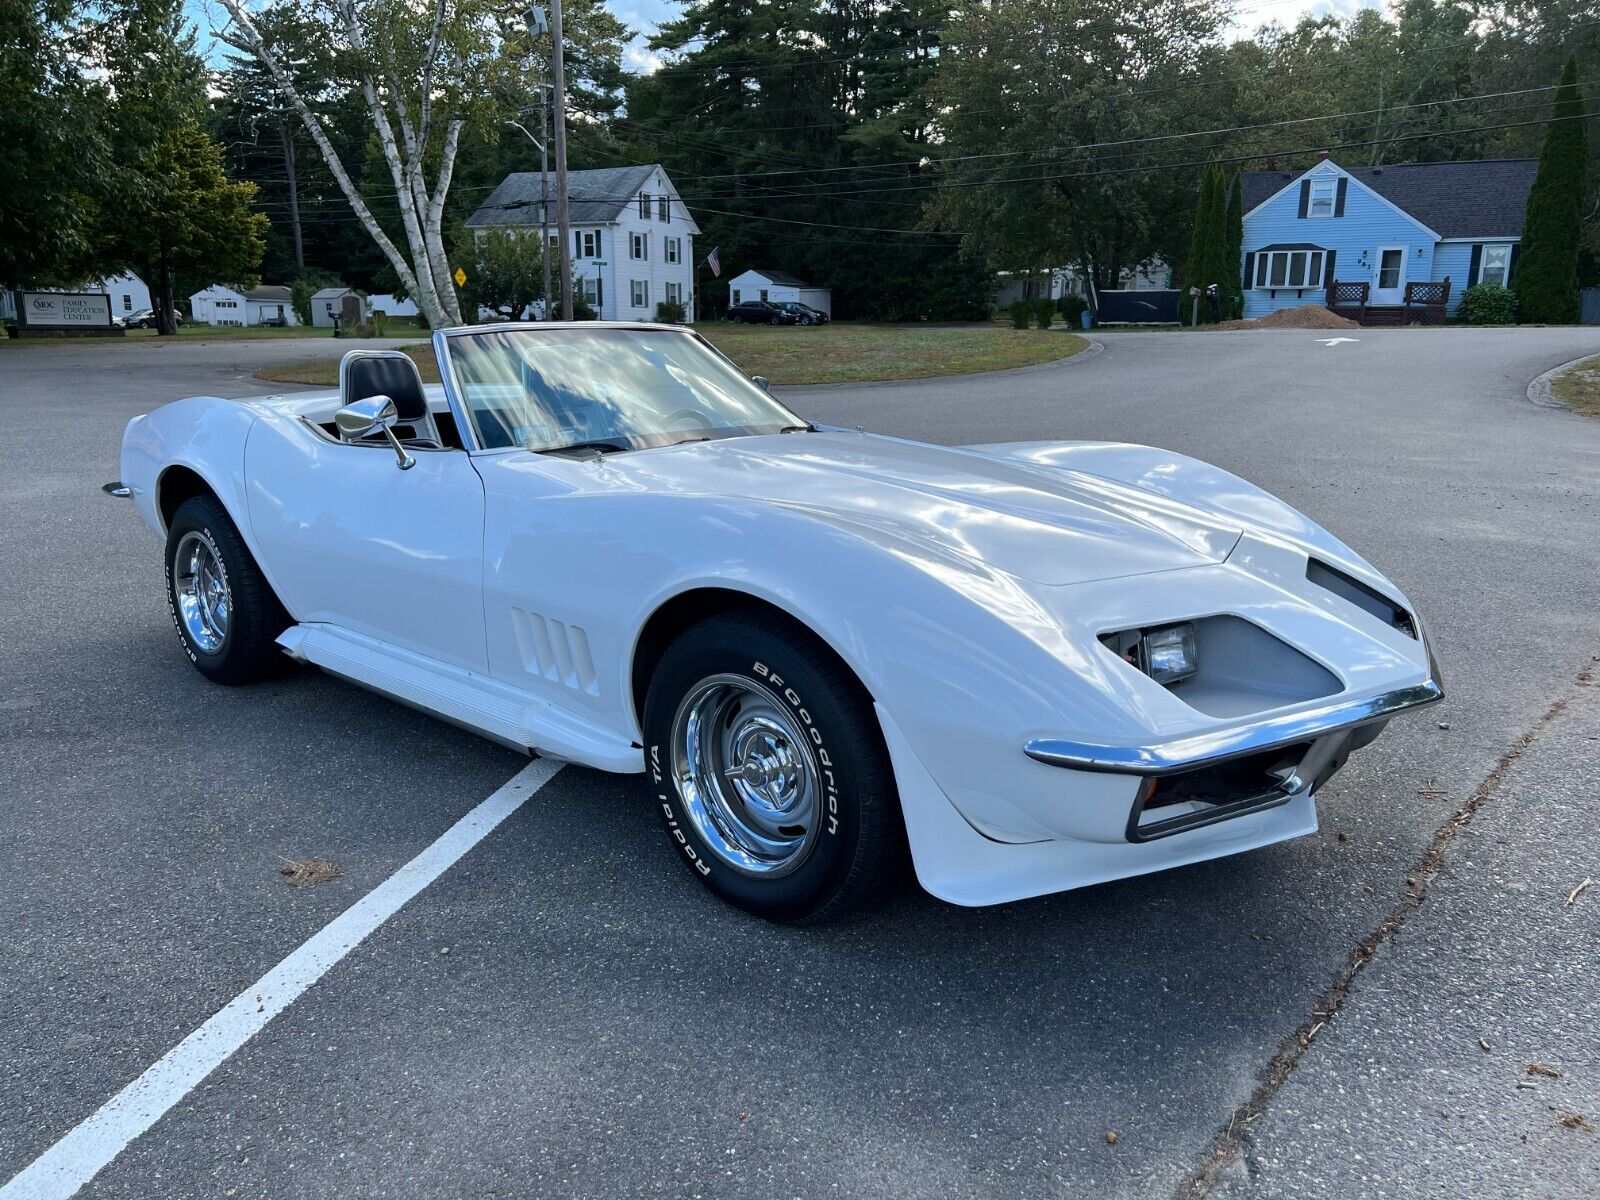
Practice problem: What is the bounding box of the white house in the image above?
[310,287,367,327]
[367,292,418,318]
[2,271,150,322]
[466,164,699,321]
[727,269,832,317]
[189,284,297,327]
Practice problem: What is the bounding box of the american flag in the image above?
[706,247,721,277]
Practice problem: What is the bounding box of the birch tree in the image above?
[216,0,516,327]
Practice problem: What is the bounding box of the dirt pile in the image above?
[1206,305,1359,332]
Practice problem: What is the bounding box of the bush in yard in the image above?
[290,269,343,326]
[1034,299,1055,328]
[571,296,597,321]
[654,299,687,324]
[1008,299,1031,329]
[1457,284,1517,325]
[1058,294,1088,326]
[369,310,388,337]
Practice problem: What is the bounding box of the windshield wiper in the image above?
[779,424,814,434]
[536,439,633,458]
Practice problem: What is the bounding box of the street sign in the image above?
[453,267,467,287]
[593,261,607,267]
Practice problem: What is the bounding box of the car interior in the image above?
[324,350,465,450]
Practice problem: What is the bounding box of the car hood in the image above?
[599,431,1244,586]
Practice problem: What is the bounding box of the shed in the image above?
[727,269,832,317]
[311,287,368,327]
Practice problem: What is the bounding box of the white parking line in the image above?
[1,757,564,1200]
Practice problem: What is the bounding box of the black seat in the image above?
[338,350,438,444]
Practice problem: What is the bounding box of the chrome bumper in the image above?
[1024,676,1444,776]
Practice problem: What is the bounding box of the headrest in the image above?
[341,351,427,422]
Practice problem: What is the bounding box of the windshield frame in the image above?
[430,321,805,456]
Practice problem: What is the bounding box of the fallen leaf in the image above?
[1558,1113,1594,1132]
[1527,1063,1561,1079]
[279,858,341,887]
[1105,1131,1119,1145]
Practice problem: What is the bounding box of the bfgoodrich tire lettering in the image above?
[644,611,901,922]
[164,494,291,685]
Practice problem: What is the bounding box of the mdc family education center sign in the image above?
[11,290,123,337]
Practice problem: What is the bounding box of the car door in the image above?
[245,413,489,673]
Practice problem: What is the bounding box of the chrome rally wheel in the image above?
[671,674,822,878]
[643,611,903,923]
[172,530,231,653]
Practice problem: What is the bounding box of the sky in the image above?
[188,0,1387,74]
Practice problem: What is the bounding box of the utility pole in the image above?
[548,0,573,321]
[521,9,558,319]
[539,82,552,318]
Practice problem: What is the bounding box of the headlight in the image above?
[1139,623,1198,684]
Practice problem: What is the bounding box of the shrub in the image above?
[369,310,388,337]
[289,269,343,327]
[1008,298,1031,329]
[1058,294,1089,326]
[571,296,597,321]
[1034,299,1055,328]
[654,299,687,324]
[1457,283,1517,325]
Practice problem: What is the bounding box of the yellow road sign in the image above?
[453,267,467,287]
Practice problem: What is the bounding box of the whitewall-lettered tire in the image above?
[644,611,902,923]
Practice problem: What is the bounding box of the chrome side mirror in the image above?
[751,375,771,392]
[334,394,414,470]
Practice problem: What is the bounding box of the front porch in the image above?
[1326,279,1452,327]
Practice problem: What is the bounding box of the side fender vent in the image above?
[511,608,600,695]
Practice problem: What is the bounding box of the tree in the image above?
[216,0,526,328]
[1516,58,1588,324]
[1183,166,1228,325]
[117,123,269,332]
[1224,172,1245,318]
[455,228,544,320]
[0,0,111,289]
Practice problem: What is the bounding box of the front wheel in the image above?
[643,612,902,922]
[165,494,290,684]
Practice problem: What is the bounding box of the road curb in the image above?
[1524,352,1597,410]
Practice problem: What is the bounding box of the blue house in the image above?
[1240,156,1537,320]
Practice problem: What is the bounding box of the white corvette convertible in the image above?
[119,322,1441,921]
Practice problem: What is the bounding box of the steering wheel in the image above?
[663,408,714,431]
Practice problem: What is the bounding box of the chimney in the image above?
[1316,149,1330,163]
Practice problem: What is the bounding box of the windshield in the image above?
[443,326,803,453]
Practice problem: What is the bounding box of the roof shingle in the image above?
[1242,158,1537,239]
[467,164,658,227]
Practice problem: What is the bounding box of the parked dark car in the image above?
[726,300,795,325]
[120,308,184,330]
[775,301,829,325]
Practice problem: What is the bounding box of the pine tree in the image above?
[1515,58,1587,324]
[1224,172,1245,318]
[1184,165,1222,325]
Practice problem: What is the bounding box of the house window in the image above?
[582,276,603,309]
[576,230,599,259]
[631,279,649,308]
[657,196,670,222]
[759,289,769,302]
[664,236,681,265]
[122,295,132,311]
[631,232,647,260]
[1479,244,1512,288]
[665,281,682,305]
[1253,249,1325,291]
[1307,177,1337,218]
[730,289,741,305]
[638,193,650,219]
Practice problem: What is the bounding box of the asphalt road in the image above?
[2,326,1597,1199]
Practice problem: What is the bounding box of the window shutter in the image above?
[1243,252,1255,289]
[1467,244,1482,287]
[1324,250,1337,291]
[1506,245,1519,286]
[596,229,603,259]
[1334,178,1348,217]
[1297,180,1310,219]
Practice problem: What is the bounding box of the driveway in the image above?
[2,327,1597,1199]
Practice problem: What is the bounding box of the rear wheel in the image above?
[643,612,901,923]
[165,494,290,684]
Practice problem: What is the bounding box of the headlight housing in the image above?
[1101,621,1198,685]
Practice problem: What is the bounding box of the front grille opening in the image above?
[1130,743,1309,841]
[1307,559,1417,639]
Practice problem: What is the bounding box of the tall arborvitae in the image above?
[1516,58,1588,324]
[1184,165,1225,324]
[1224,171,1244,318]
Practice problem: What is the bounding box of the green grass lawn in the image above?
[1551,356,1600,418]
[252,322,1089,388]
